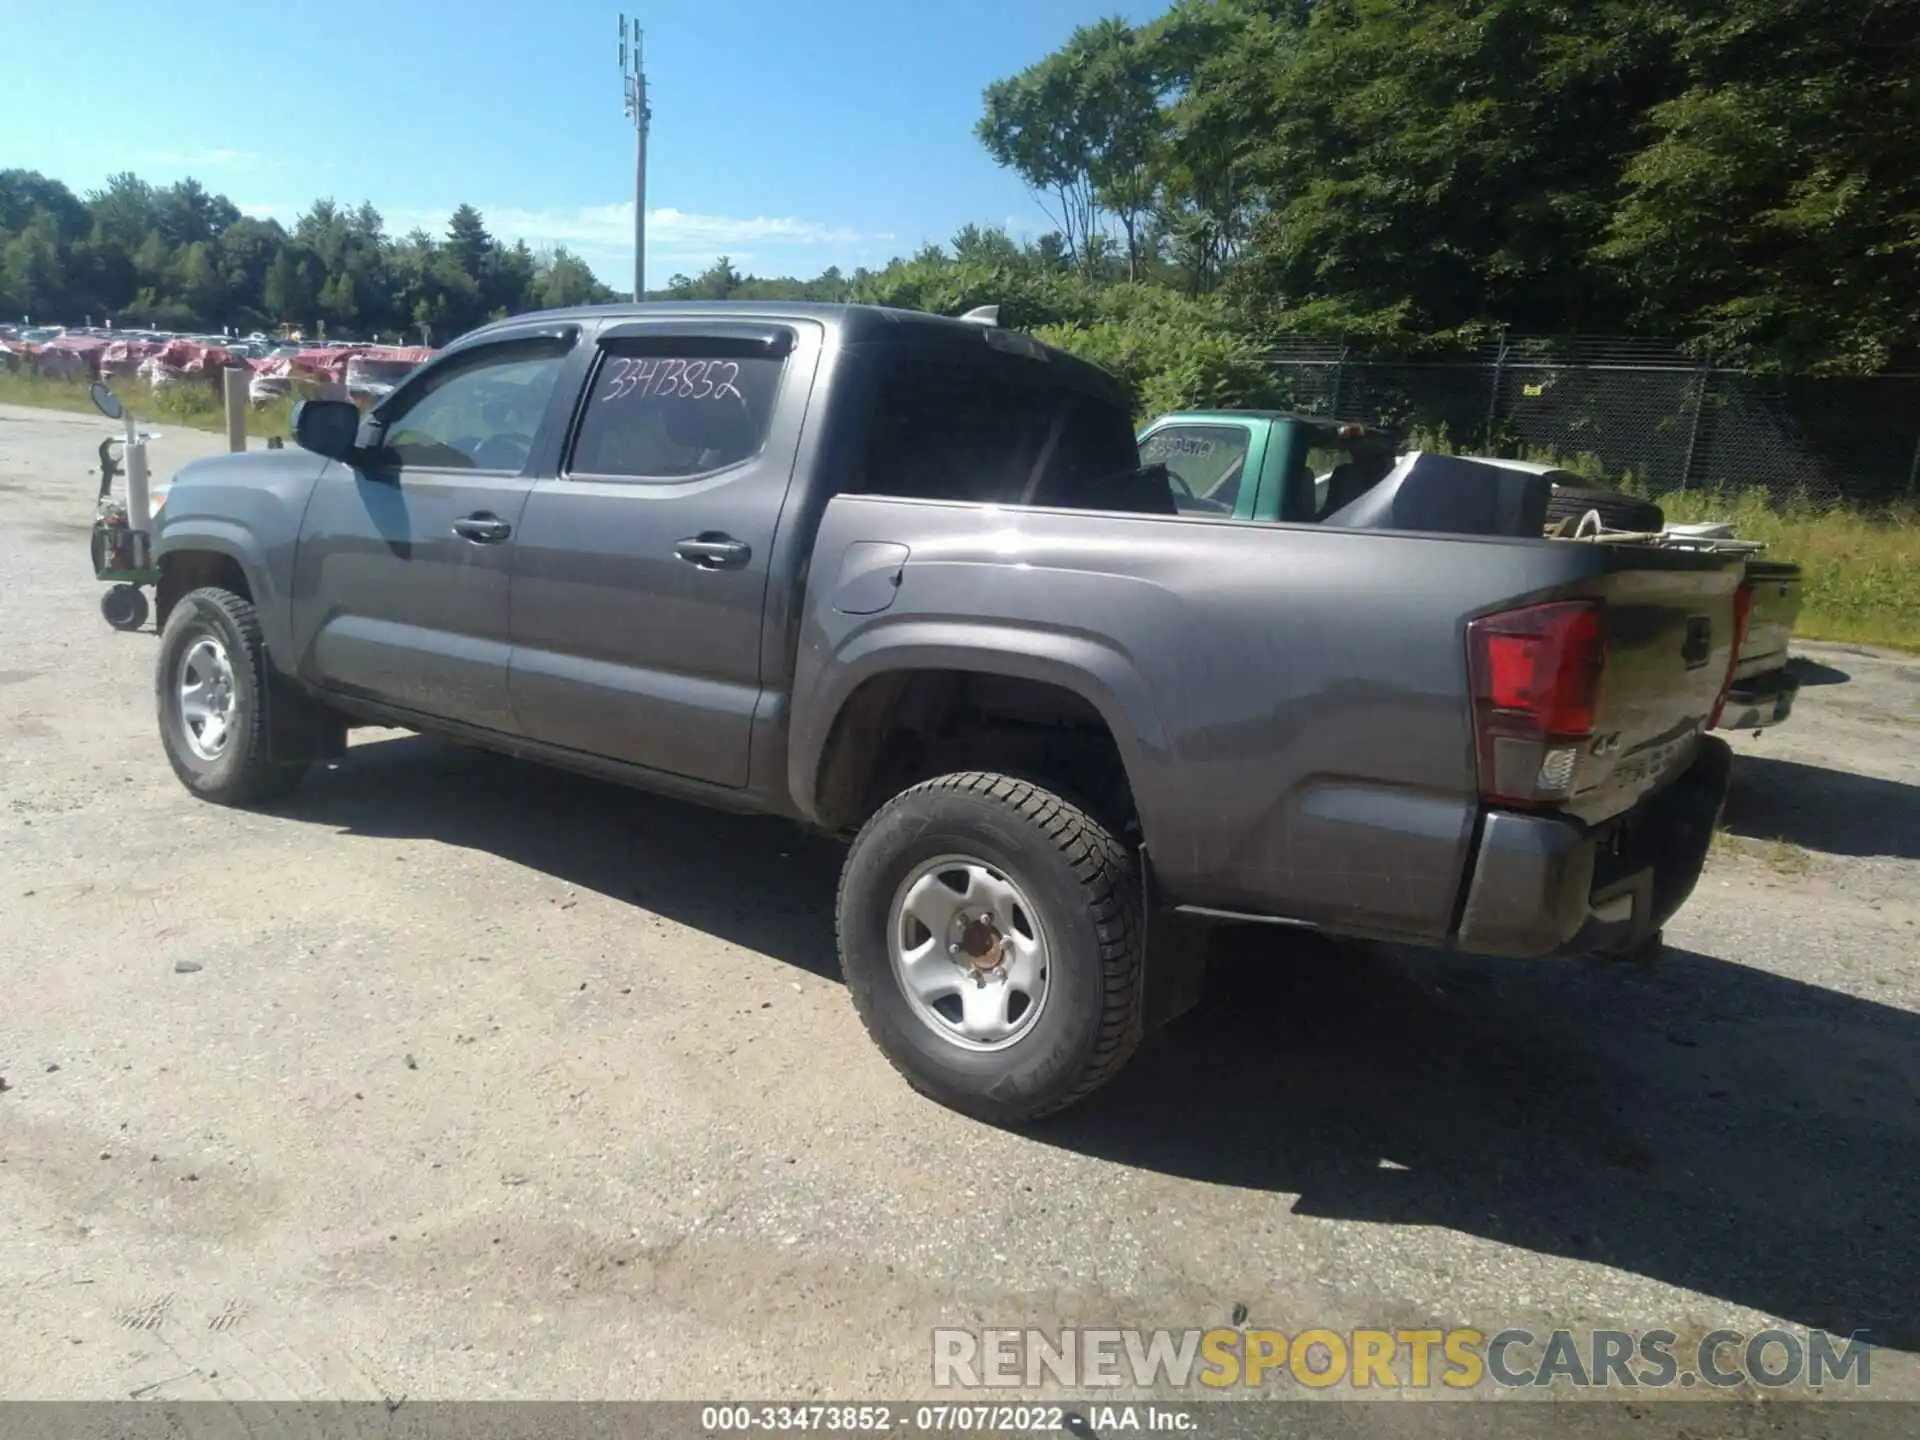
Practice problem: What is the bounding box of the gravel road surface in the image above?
[2,403,1916,1415]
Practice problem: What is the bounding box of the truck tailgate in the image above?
[1560,554,1745,825]
[1736,560,1802,681]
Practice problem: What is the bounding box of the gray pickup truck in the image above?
[149,302,1743,1123]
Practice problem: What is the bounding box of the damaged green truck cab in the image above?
[1135,409,1400,523]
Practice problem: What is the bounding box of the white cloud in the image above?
[145,148,261,171]
[232,198,892,286]
[392,202,885,259]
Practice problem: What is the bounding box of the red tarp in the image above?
[33,335,107,379]
[150,340,247,375]
[288,347,368,383]
[98,340,162,378]
[139,339,253,391]
[345,350,433,392]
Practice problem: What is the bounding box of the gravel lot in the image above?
[2,402,1917,1412]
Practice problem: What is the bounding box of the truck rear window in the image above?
[862,356,1165,515]
[1140,424,1251,515]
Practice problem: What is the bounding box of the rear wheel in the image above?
[836,772,1145,1124]
[156,587,307,806]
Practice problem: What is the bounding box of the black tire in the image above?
[101,584,149,632]
[1545,483,1665,533]
[836,771,1145,1125]
[156,586,307,806]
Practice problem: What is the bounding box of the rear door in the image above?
[505,320,819,786]
[292,332,578,732]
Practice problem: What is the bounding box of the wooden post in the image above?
[223,366,248,452]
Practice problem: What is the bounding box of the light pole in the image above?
[619,14,651,302]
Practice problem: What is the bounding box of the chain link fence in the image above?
[1264,336,1920,507]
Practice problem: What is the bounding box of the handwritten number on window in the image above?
[600,357,745,403]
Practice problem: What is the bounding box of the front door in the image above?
[507,323,818,786]
[290,336,573,733]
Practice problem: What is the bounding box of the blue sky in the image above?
[2,0,1166,289]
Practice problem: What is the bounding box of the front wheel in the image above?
[836,772,1145,1124]
[156,587,306,806]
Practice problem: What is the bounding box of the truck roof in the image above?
[462,300,1131,405]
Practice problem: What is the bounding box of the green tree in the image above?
[978,47,1103,272]
[1,213,66,318]
[319,265,360,332]
[665,255,747,300]
[1230,0,1668,340]
[445,204,493,282]
[1602,0,1920,371]
[132,229,172,288]
[1142,0,1294,292]
[155,178,236,248]
[296,199,351,273]
[484,239,538,317]
[0,170,88,241]
[1074,19,1166,280]
[262,246,315,327]
[537,247,606,308]
[218,217,286,308]
[85,173,158,254]
[174,240,227,325]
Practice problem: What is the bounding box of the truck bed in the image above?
[791,497,1744,945]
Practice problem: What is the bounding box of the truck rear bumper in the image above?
[1718,663,1799,732]
[1453,734,1732,960]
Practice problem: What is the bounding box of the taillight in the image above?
[1708,582,1754,730]
[1467,601,1608,806]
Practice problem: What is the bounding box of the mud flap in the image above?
[1139,844,1211,1033]
[268,675,347,764]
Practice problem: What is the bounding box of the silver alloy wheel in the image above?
[888,854,1051,1051]
[178,635,237,761]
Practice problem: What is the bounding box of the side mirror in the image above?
[291,399,362,462]
[89,381,124,421]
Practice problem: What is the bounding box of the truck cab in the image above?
[1135,409,1401,523]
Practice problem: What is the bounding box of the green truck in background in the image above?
[1135,409,1402,524]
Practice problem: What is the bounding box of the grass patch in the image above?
[1712,829,1814,876]
[1655,489,1919,652]
[0,369,295,442]
[1399,427,1917,650]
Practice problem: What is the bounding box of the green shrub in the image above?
[1033,285,1276,420]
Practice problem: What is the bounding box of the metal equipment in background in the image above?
[86,380,161,632]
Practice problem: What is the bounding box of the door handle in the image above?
[674,533,752,569]
[452,513,512,544]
